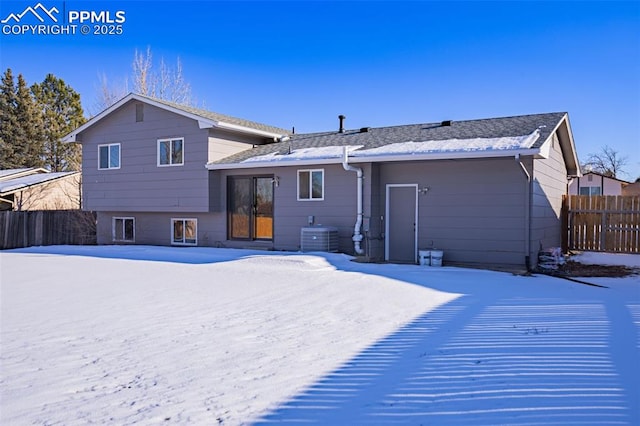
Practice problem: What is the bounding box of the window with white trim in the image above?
[98,143,120,169]
[158,138,184,166]
[113,217,134,242]
[172,218,197,245]
[298,169,324,200]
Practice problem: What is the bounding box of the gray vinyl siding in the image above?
[367,163,384,258]
[97,211,226,246]
[98,152,563,269]
[219,164,370,253]
[82,105,575,269]
[378,158,528,266]
[80,100,210,213]
[207,129,264,163]
[100,165,369,251]
[531,131,569,259]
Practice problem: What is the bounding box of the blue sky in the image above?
[1,1,639,179]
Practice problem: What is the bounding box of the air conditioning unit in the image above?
[301,226,339,252]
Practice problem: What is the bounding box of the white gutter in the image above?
[213,121,286,139]
[342,146,364,255]
[515,154,532,270]
[207,147,543,170]
[208,157,347,170]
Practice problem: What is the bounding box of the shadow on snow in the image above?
[251,259,640,425]
[254,296,639,424]
[4,244,296,265]
[6,245,639,425]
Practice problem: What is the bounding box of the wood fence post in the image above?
[600,208,607,252]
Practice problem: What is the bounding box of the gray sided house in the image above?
[64,93,580,269]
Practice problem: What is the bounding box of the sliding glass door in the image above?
[228,176,273,240]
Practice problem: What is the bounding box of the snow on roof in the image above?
[0,171,78,194]
[238,130,540,164]
[351,129,540,157]
[242,145,364,163]
[0,168,34,179]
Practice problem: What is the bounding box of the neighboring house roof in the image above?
[622,181,640,195]
[0,167,48,181]
[62,93,289,142]
[0,170,79,196]
[208,112,578,172]
[578,171,631,184]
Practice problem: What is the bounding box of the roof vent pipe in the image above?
[338,115,346,133]
[441,120,452,127]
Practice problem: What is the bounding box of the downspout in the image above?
[515,154,532,271]
[342,146,364,255]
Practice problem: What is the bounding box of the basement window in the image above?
[113,217,135,242]
[172,218,197,245]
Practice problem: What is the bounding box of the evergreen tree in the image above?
[32,74,85,172]
[0,68,19,168]
[15,74,45,168]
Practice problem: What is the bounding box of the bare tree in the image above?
[132,46,154,96]
[12,173,80,211]
[582,145,629,179]
[171,58,192,105]
[158,57,192,105]
[92,72,128,114]
[95,46,194,112]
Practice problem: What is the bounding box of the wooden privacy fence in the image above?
[565,195,640,253]
[0,210,96,250]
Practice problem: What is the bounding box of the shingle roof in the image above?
[209,112,567,165]
[135,94,290,136]
[64,93,290,143]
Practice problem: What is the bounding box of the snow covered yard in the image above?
[1,246,638,425]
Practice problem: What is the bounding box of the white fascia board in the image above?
[542,113,579,173]
[0,172,80,196]
[214,121,284,139]
[207,157,343,170]
[207,148,541,170]
[348,148,542,164]
[62,93,137,143]
[559,114,581,177]
[62,97,219,140]
[131,96,219,128]
[538,138,552,159]
[0,184,28,195]
[0,167,48,181]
